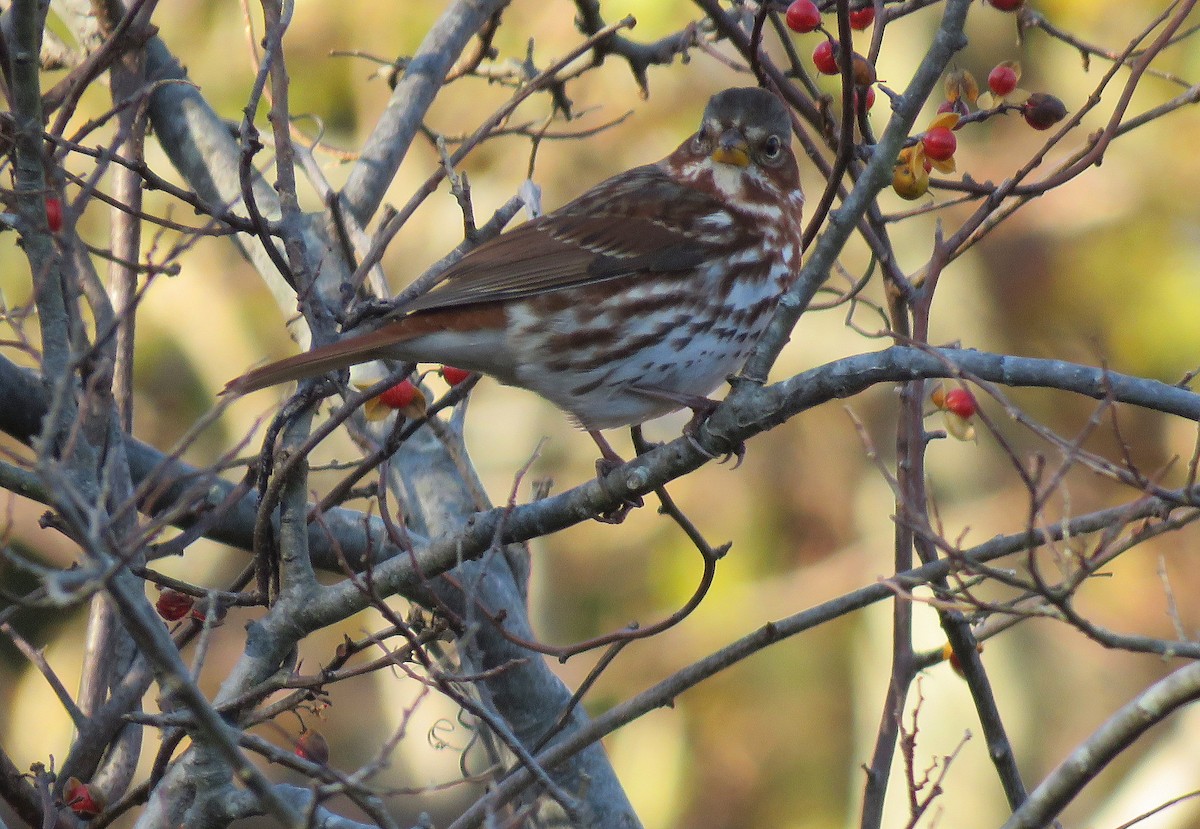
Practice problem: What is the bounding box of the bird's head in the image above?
[681,87,800,200]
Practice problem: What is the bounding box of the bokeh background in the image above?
[3,1,1200,827]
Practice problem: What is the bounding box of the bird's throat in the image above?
[709,161,746,201]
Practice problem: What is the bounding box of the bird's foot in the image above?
[681,402,746,468]
[624,385,744,465]
[589,430,643,523]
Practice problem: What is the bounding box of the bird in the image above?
[226,86,804,467]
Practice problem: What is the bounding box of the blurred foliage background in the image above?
[2,1,1200,827]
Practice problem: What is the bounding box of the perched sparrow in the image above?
[227,87,804,463]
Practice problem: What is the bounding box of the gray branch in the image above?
[341,0,511,225]
[1000,660,1200,829]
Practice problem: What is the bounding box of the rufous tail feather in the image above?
[224,321,411,395]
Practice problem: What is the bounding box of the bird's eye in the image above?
[762,135,783,160]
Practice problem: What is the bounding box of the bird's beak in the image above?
[711,130,750,167]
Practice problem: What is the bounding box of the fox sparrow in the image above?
[228,87,804,461]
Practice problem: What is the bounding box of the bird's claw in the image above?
[593,457,644,523]
[595,498,642,524]
[681,400,746,468]
[592,446,645,523]
[683,428,747,468]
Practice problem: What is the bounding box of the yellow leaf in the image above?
[931,156,956,174]
[929,111,961,131]
[944,69,979,106]
[944,411,977,441]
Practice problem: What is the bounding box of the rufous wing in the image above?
[225,166,717,397]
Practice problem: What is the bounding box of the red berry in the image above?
[64,778,103,819]
[812,40,839,75]
[378,379,417,409]
[785,0,822,33]
[936,98,970,117]
[45,196,62,232]
[440,365,471,386]
[1023,93,1067,130]
[155,589,194,622]
[849,7,875,29]
[988,64,1018,96]
[853,86,876,111]
[943,388,978,419]
[987,0,1024,9]
[946,643,965,676]
[922,126,957,162]
[943,641,984,677]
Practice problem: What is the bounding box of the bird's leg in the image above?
[629,424,662,456]
[629,386,746,467]
[588,430,643,524]
[588,430,627,476]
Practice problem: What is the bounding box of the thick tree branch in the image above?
[5,345,1197,594]
[340,0,512,224]
[1000,660,1200,829]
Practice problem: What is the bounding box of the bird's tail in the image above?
[223,320,413,395]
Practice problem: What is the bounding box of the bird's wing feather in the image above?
[400,164,718,312]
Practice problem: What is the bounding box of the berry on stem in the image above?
[850,52,877,86]
[978,61,1024,109]
[360,375,427,420]
[942,641,984,678]
[64,778,104,819]
[988,63,1019,96]
[295,730,330,765]
[812,39,838,75]
[988,0,1024,9]
[785,0,821,33]
[440,365,472,386]
[943,388,978,419]
[930,385,978,440]
[892,146,929,200]
[918,111,960,173]
[378,379,417,409]
[155,588,194,622]
[1023,93,1067,130]
[45,197,62,232]
[922,126,957,162]
[849,7,875,29]
[937,98,969,117]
